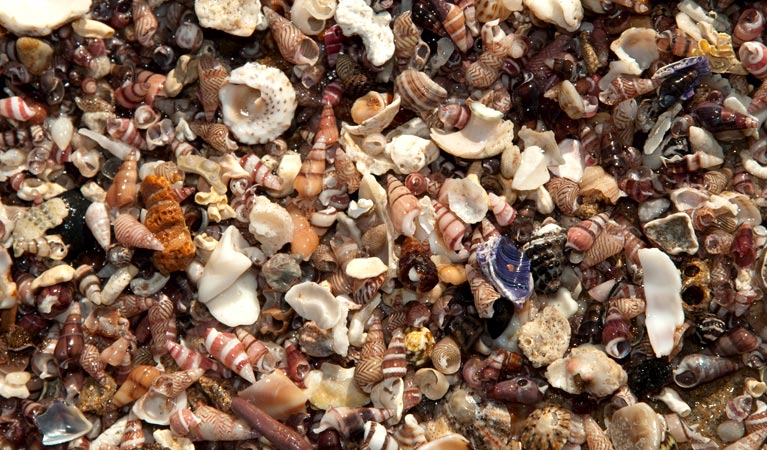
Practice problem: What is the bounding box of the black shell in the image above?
[521,224,567,294]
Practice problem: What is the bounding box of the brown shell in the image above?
[521,405,572,450]
[189,122,238,152]
[395,69,448,114]
[197,55,228,121]
[111,365,162,409]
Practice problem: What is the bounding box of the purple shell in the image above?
[477,236,533,307]
[652,56,711,80]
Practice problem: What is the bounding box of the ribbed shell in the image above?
[147,295,175,356]
[189,122,238,152]
[152,368,205,398]
[335,148,361,193]
[113,214,165,251]
[583,416,614,450]
[521,405,571,450]
[382,329,408,379]
[112,365,162,409]
[198,55,228,121]
[467,264,501,319]
[335,54,373,98]
[120,417,146,449]
[80,343,108,386]
[546,177,579,216]
[263,7,320,66]
[395,70,448,114]
[580,230,624,269]
[294,143,326,199]
[430,336,461,375]
[393,11,421,61]
[394,415,428,450]
[354,317,386,392]
[235,327,276,373]
[432,200,468,251]
[132,0,159,46]
[566,212,610,252]
[204,328,255,383]
[387,175,421,236]
[362,421,400,450]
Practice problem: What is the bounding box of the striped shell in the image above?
[147,295,176,356]
[546,177,579,216]
[430,0,471,53]
[0,96,35,121]
[474,0,510,22]
[121,417,146,449]
[382,329,408,379]
[204,328,256,383]
[580,230,624,269]
[432,200,468,251]
[235,327,277,373]
[362,421,399,450]
[566,212,610,252]
[101,336,134,366]
[106,117,145,149]
[334,148,361,193]
[263,7,320,66]
[739,41,767,80]
[583,416,614,450]
[354,317,386,392]
[152,368,205,398]
[294,143,326,199]
[387,175,421,237]
[467,263,501,319]
[240,154,284,191]
[132,0,159,46]
[189,122,238,153]
[198,55,228,121]
[394,414,428,450]
[113,214,164,251]
[165,340,223,375]
[393,11,421,62]
[395,70,448,114]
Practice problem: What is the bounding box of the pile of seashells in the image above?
[5,0,767,448]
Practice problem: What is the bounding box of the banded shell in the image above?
[395,70,448,114]
[521,405,571,450]
[113,214,164,251]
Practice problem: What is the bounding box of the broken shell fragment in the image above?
[546,346,627,398]
[285,281,346,329]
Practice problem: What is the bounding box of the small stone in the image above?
[546,346,627,398]
[643,212,699,255]
[0,0,91,36]
[608,403,664,450]
[518,305,571,368]
[195,0,266,37]
[717,419,745,443]
[16,38,53,76]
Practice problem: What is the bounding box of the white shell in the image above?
[669,187,710,212]
[602,27,660,90]
[639,248,684,358]
[49,115,74,151]
[334,0,394,66]
[0,371,31,398]
[689,126,724,161]
[248,195,295,255]
[153,429,195,450]
[512,146,550,191]
[346,257,388,279]
[291,0,335,35]
[549,138,583,182]
[198,226,253,303]
[220,63,297,145]
[0,0,91,36]
[654,387,691,417]
[133,390,188,425]
[522,0,583,32]
[203,270,261,327]
[545,346,627,398]
[284,281,346,329]
[431,102,515,160]
[370,377,405,424]
[386,135,439,174]
[195,0,267,37]
[304,363,370,409]
[345,95,401,136]
[440,178,489,224]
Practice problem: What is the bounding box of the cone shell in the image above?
[113,214,165,251]
[112,365,162,409]
[204,328,256,384]
[387,175,421,237]
[382,329,408,379]
[395,70,448,114]
[198,55,228,121]
[263,7,320,66]
[430,0,471,53]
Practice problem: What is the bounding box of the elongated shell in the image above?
[106,150,139,209]
[430,0,471,53]
[198,55,228,121]
[113,214,164,251]
[235,327,277,373]
[189,122,238,153]
[0,97,36,121]
[382,329,408,379]
[432,200,468,251]
[204,328,256,383]
[387,175,420,237]
[673,353,741,388]
[112,365,162,409]
[354,317,386,392]
[170,406,260,441]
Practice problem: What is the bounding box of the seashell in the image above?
[219,62,297,145]
[605,27,659,87]
[165,340,224,375]
[609,297,645,320]
[381,328,408,379]
[546,346,627,398]
[197,55,228,121]
[712,327,760,357]
[106,117,145,150]
[112,365,162,409]
[189,122,238,153]
[673,353,742,388]
[305,363,370,409]
[362,421,399,450]
[315,406,394,440]
[205,328,256,383]
[522,223,567,294]
[36,401,93,446]
[601,307,632,359]
[132,0,158,46]
[745,401,767,432]
[345,94,401,136]
[352,91,391,125]
[580,229,624,269]
[141,174,196,273]
[487,376,545,404]
[387,175,421,237]
[430,336,461,375]
[521,405,572,450]
[395,69,448,115]
[739,42,767,80]
[583,415,613,450]
[354,317,386,392]
[334,0,395,66]
[727,394,754,422]
[120,416,146,448]
[171,405,260,441]
[237,370,308,420]
[0,96,36,121]
[393,11,421,63]
[113,214,164,251]
[639,248,685,358]
[80,343,109,387]
[643,213,698,255]
[106,150,139,209]
[285,281,346,329]
[429,0,471,53]
[54,302,84,368]
[432,200,468,251]
[419,434,472,450]
[546,177,579,216]
[334,148,362,194]
[608,403,664,450]
[398,237,439,293]
[240,154,284,191]
[235,327,277,373]
[263,7,320,66]
[476,234,533,307]
[133,388,188,426]
[599,77,659,106]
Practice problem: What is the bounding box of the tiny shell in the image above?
[439,178,489,224]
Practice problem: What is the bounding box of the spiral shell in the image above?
[263,7,320,66]
[566,212,610,252]
[394,414,428,450]
[148,295,176,357]
[294,143,327,199]
[382,328,408,379]
[106,117,145,150]
[106,150,139,209]
[432,199,468,251]
[734,8,766,47]
[395,70,448,115]
[240,154,284,191]
[393,11,421,63]
[521,405,571,450]
[165,340,224,375]
[112,365,162,409]
[739,42,767,80]
[132,0,159,46]
[113,214,164,251]
[54,302,83,368]
[80,343,109,386]
[198,55,228,121]
[431,336,461,375]
[430,0,471,53]
[235,327,277,373]
[354,317,386,392]
[204,328,256,384]
[387,175,421,237]
[336,54,373,98]
[362,421,399,450]
[0,96,35,121]
[189,122,238,153]
[467,263,501,319]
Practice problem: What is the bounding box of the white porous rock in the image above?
[546,346,627,398]
[639,248,684,358]
[0,0,91,36]
[523,0,583,32]
[220,63,297,145]
[387,134,439,174]
[248,195,295,256]
[335,0,395,66]
[518,306,571,368]
[195,0,267,37]
[285,281,346,329]
[0,371,31,398]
